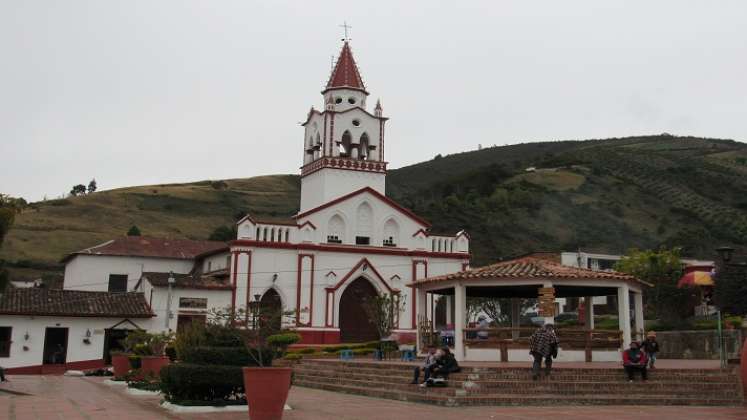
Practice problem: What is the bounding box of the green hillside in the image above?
[2,135,747,280]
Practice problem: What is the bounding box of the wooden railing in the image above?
[460,327,623,362]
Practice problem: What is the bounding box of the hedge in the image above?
[179,346,273,367]
[160,363,245,404]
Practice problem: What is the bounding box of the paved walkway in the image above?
[1,375,745,420]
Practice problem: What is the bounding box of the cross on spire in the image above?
[339,21,352,42]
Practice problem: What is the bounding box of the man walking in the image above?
[529,323,559,380]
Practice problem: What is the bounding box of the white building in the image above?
[0,40,469,372]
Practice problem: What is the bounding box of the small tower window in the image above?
[335,97,343,104]
[348,97,356,104]
[352,119,361,127]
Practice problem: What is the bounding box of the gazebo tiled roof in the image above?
[409,256,645,287]
[141,271,233,290]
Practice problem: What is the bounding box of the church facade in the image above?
[228,41,470,344]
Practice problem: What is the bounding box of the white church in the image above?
[0,41,470,373]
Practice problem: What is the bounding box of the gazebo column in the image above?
[584,296,594,329]
[445,295,453,325]
[542,281,555,325]
[416,287,427,352]
[454,283,466,362]
[511,298,521,340]
[633,291,644,342]
[617,284,632,349]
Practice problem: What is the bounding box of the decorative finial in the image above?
[339,21,352,42]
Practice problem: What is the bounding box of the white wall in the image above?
[64,255,194,292]
[141,281,232,333]
[202,252,231,273]
[300,169,386,213]
[0,315,148,369]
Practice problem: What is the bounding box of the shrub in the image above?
[127,380,161,392]
[160,363,245,404]
[284,353,302,361]
[298,348,316,354]
[165,345,177,361]
[179,346,272,367]
[352,348,373,356]
[691,319,718,330]
[725,316,743,329]
[266,332,301,357]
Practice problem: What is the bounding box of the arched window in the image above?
[355,202,373,245]
[327,214,345,244]
[271,228,276,242]
[359,133,370,160]
[263,227,268,241]
[285,229,290,242]
[256,227,260,240]
[383,218,399,247]
[339,131,352,157]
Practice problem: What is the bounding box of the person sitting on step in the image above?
[411,345,438,385]
[622,341,648,382]
[420,347,460,387]
[0,366,6,382]
[640,331,660,369]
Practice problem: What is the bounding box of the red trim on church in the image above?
[230,251,239,314]
[294,187,431,228]
[329,257,395,293]
[229,239,469,260]
[244,251,252,317]
[323,42,367,94]
[6,359,106,375]
[300,157,388,178]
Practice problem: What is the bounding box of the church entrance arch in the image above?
[260,288,282,333]
[339,277,379,343]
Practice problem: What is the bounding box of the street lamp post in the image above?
[250,294,262,330]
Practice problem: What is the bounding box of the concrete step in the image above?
[293,380,744,407]
[293,373,741,398]
[294,365,738,383]
[294,369,738,391]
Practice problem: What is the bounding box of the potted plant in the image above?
[235,303,299,420]
[140,332,173,377]
[111,329,147,379]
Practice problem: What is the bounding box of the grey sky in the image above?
[1,1,746,201]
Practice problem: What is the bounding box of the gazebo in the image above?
[409,256,649,362]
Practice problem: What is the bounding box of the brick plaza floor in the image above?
[0,375,744,420]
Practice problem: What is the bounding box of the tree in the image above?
[361,293,405,342]
[87,179,97,194]
[713,250,747,315]
[127,225,141,236]
[208,225,237,241]
[615,247,696,324]
[0,197,16,292]
[70,184,86,196]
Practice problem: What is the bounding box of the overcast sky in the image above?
[1,1,746,201]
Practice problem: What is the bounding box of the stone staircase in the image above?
[292,359,744,406]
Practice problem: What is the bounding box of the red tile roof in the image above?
[410,256,643,287]
[0,289,154,318]
[325,42,366,93]
[141,271,233,290]
[62,236,227,263]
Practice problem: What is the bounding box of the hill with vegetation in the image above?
[2,135,746,280]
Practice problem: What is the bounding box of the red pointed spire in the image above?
[325,42,367,93]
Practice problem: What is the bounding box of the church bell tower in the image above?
[298,41,389,213]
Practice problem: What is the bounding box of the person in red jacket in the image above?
[622,341,648,382]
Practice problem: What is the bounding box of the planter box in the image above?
[111,354,131,378]
[141,356,170,378]
[243,367,292,420]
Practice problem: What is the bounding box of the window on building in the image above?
[327,235,342,244]
[207,261,212,272]
[383,237,396,247]
[108,274,128,293]
[0,327,11,357]
[179,297,208,309]
[355,236,370,245]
